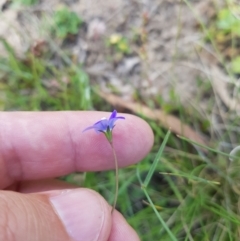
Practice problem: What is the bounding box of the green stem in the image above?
[109,141,119,214]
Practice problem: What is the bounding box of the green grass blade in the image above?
[143,129,171,187]
[142,189,178,241]
[137,165,178,241]
[177,135,235,159]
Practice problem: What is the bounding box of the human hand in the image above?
[0,111,153,241]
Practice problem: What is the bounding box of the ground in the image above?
[0,0,234,109]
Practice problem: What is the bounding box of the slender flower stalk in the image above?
[109,141,118,214]
[83,110,125,214]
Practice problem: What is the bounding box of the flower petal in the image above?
[94,119,109,132]
[82,125,96,132]
[83,110,125,134]
[108,116,125,130]
[109,110,117,120]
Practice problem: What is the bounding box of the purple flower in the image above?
[83,110,125,142]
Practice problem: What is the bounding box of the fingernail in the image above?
[50,189,105,241]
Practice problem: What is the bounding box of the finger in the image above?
[6,179,78,193]
[108,211,140,241]
[8,179,140,240]
[0,188,138,241]
[0,188,110,241]
[0,111,153,188]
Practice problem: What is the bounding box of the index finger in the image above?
[0,111,153,188]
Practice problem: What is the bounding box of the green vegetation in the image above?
[107,34,131,54]
[216,7,240,35]
[0,38,91,111]
[207,2,240,73]
[1,1,240,240]
[12,0,38,6]
[53,7,83,39]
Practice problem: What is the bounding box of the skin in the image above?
[0,111,154,241]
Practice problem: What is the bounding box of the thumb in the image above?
[0,188,111,241]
